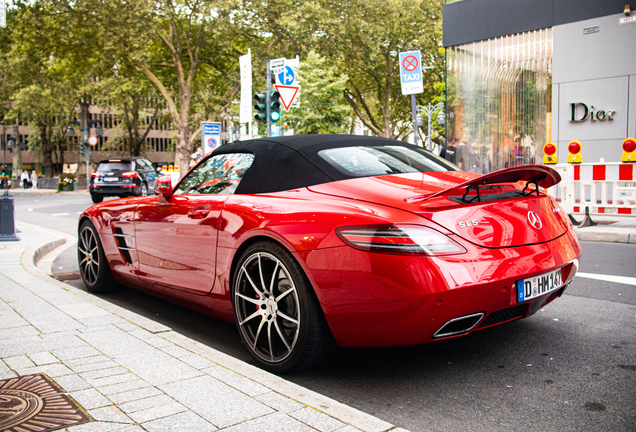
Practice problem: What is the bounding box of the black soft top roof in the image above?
[210,134,453,194]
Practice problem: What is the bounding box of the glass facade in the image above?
[446,28,552,173]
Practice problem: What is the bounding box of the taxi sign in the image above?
[399,50,423,95]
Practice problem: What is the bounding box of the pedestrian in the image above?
[21,170,29,189]
[30,170,38,190]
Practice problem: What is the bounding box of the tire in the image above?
[232,241,338,373]
[91,193,103,204]
[78,220,118,293]
[137,182,148,196]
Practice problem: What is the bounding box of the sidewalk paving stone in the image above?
[4,354,36,369]
[142,410,216,432]
[127,401,189,424]
[219,412,316,432]
[97,378,153,396]
[159,375,274,428]
[28,350,59,365]
[71,387,113,409]
[89,405,135,424]
[0,222,404,432]
[118,394,176,414]
[255,390,305,413]
[107,386,164,405]
[114,349,204,386]
[290,407,347,432]
[54,373,92,392]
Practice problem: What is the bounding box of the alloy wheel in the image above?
[78,226,100,286]
[234,252,301,364]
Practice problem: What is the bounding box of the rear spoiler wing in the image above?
[407,165,561,204]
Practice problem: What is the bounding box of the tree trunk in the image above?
[11,147,23,188]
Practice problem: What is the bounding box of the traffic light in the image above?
[79,142,85,156]
[254,92,267,123]
[270,91,281,123]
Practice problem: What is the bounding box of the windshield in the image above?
[96,162,133,172]
[319,146,454,177]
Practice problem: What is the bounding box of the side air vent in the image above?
[113,227,133,264]
[479,305,525,328]
[433,313,484,339]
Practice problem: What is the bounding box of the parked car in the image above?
[78,135,581,372]
[89,157,158,203]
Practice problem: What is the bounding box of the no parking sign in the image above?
[201,121,222,155]
[399,50,423,95]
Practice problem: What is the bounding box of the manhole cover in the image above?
[0,374,91,432]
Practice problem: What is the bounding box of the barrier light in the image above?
[567,140,582,163]
[543,142,558,164]
[622,137,636,162]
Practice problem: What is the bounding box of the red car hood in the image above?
[308,165,569,248]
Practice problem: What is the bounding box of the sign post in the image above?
[0,0,6,29]
[399,50,425,147]
[239,49,252,139]
[201,121,222,156]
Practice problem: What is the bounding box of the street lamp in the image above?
[418,102,445,151]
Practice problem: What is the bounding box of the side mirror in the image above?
[154,175,173,197]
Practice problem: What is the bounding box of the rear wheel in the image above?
[78,220,118,293]
[232,241,338,373]
[90,193,103,204]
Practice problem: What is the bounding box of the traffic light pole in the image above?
[266,60,272,137]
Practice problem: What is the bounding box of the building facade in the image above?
[443,0,636,172]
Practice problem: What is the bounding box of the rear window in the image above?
[96,161,133,172]
[319,146,450,177]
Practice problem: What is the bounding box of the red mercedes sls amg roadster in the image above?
[78,135,581,372]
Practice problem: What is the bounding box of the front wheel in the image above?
[78,220,118,293]
[232,241,338,373]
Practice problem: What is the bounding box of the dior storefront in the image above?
[443,0,636,172]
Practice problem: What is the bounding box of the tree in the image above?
[91,73,165,157]
[321,0,445,140]
[91,0,245,174]
[282,51,351,134]
[1,1,81,178]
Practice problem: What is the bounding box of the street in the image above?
[10,191,636,432]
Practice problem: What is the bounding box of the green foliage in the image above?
[283,52,351,134]
[1,0,447,169]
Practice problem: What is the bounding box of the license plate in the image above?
[103,177,118,182]
[516,268,562,302]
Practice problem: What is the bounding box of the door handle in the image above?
[187,209,210,219]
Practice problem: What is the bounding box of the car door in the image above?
[134,153,255,295]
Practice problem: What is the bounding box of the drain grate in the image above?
[0,374,91,432]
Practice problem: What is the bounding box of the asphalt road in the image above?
[9,190,636,432]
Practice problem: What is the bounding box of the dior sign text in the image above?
[570,103,615,123]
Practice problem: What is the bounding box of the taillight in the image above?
[90,173,98,178]
[336,225,466,256]
[121,172,138,178]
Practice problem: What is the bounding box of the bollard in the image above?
[0,190,20,241]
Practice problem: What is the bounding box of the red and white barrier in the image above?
[548,163,636,216]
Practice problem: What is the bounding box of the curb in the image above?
[18,223,404,432]
[575,230,636,244]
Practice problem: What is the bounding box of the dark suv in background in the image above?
[90,157,158,203]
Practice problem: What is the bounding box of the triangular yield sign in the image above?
[274,84,300,111]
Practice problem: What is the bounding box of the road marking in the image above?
[576,272,636,286]
[51,213,70,217]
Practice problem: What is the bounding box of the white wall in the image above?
[552,13,636,163]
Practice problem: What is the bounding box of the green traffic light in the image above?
[270,111,281,121]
